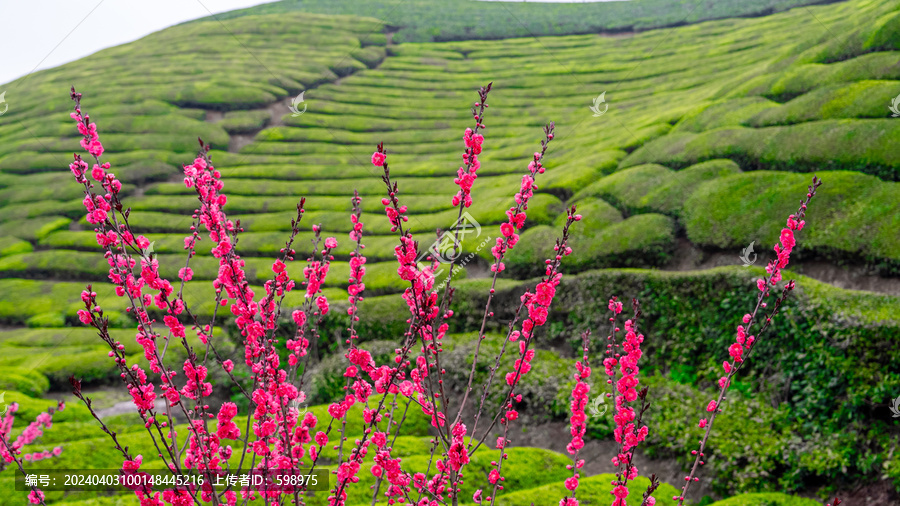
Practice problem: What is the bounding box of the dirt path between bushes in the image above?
[665,237,900,296]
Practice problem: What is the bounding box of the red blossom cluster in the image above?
[0,401,64,504]
[45,85,826,506]
[559,331,592,506]
[452,83,491,208]
[675,176,822,505]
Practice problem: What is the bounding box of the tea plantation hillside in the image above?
[198,0,842,43]
[0,0,898,503]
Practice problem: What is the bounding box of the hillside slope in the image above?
[195,0,851,43]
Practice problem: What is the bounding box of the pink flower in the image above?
[316,295,329,315]
[780,228,796,250]
[729,342,744,362]
[706,400,717,412]
[698,419,707,428]
[28,490,45,505]
[371,152,386,166]
[324,237,338,249]
[564,476,579,491]
[77,309,92,325]
[178,267,193,281]
[292,310,307,327]
[123,455,143,471]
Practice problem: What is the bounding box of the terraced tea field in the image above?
[0,0,899,503]
[202,0,839,43]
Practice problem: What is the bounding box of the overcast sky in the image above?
[2,0,631,86]
[0,1,276,86]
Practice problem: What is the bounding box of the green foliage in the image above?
[0,216,71,242]
[707,492,822,506]
[0,326,217,387]
[496,206,674,277]
[572,163,674,212]
[0,368,50,397]
[200,0,834,43]
[724,51,900,100]
[1,391,91,423]
[683,171,900,273]
[25,311,66,328]
[493,473,682,506]
[218,109,271,134]
[539,150,624,199]
[0,235,32,257]
[438,332,575,422]
[747,81,900,126]
[622,120,900,181]
[0,247,461,299]
[673,97,781,133]
[564,213,676,272]
[637,159,742,218]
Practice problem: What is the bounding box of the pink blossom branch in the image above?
[559,330,592,506]
[0,435,48,506]
[675,175,822,504]
[69,90,224,501]
[472,205,581,455]
[453,121,555,429]
[0,400,66,505]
